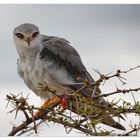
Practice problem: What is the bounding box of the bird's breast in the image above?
[18,60,73,100]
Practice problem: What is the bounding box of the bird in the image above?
[13,23,125,131]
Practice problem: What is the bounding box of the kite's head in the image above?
[13,23,41,49]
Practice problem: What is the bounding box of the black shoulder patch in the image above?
[40,47,53,60]
[40,47,81,79]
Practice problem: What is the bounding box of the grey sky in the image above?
[0,4,140,136]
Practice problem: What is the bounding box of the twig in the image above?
[43,115,95,136]
[7,66,140,136]
[95,87,140,99]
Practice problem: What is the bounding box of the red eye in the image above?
[32,32,39,38]
[16,33,24,39]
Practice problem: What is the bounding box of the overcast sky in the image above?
[0,4,140,136]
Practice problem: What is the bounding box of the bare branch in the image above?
[6,66,140,136]
[95,87,140,99]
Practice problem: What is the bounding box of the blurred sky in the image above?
[0,4,140,136]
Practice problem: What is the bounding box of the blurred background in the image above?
[0,4,140,136]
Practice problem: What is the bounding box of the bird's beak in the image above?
[25,37,31,46]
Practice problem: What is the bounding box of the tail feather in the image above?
[111,121,125,130]
[102,114,125,130]
[103,120,125,130]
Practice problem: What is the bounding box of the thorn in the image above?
[92,68,102,76]
[131,91,137,105]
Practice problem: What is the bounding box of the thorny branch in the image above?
[95,87,140,99]
[6,66,140,136]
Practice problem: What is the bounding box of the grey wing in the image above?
[39,36,125,130]
[39,35,101,99]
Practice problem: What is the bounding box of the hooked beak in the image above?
[25,38,31,46]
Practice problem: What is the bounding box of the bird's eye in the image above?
[32,32,39,38]
[16,33,24,39]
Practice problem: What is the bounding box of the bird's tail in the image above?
[67,91,125,131]
[100,112,125,130]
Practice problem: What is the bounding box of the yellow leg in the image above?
[35,96,60,117]
[60,96,68,109]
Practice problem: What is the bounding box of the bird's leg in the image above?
[42,96,60,108]
[60,95,68,109]
[34,96,60,117]
[34,96,68,118]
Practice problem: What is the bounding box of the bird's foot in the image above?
[60,95,68,109]
[42,96,60,108]
[34,96,60,117]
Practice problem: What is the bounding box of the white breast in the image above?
[15,35,75,100]
[18,56,73,100]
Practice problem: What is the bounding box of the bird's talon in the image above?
[47,100,53,105]
[42,100,51,108]
[52,96,60,103]
[34,99,51,117]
